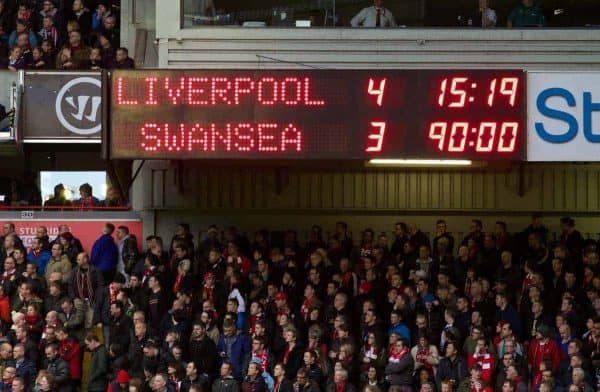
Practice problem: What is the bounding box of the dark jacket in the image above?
[90,234,118,274]
[88,345,109,392]
[15,358,36,391]
[212,376,240,392]
[384,352,414,386]
[121,236,139,274]
[241,375,267,392]
[274,379,293,392]
[281,344,304,381]
[68,265,104,301]
[128,334,148,378]
[435,355,468,391]
[181,374,210,392]
[326,383,356,392]
[93,286,111,325]
[109,313,132,350]
[188,335,218,376]
[45,356,71,392]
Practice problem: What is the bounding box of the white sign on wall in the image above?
[528,72,600,161]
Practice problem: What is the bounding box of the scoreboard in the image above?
[109,70,526,160]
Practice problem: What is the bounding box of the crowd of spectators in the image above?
[0,215,597,392]
[0,0,134,71]
[43,183,125,209]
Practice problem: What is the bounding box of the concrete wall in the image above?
[130,162,600,242]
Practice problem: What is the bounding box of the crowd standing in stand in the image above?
[0,216,597,392]
[0,0,134,70]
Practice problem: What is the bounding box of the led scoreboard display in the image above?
[109,70,525,160]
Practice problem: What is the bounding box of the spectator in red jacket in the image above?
[55,326,82,388]
[467,337,496,383]
[0,285,11,325]
[528,325,562,381]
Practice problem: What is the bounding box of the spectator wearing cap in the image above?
[384,337,413,390]
[108,369,130,392]
[528,325,562,380]
[423,293,444,346]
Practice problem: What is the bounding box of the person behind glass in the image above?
[507,0,545,27]
[476,0,496,27]
[350,0,396,28]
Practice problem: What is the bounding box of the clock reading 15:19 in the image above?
[427,75,522,154]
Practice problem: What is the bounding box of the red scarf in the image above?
[109,283,120,303]
[25,314,40,328]
[203,284,214,302]
[283,344,295,364]
[173,273,183,293]
[249,315,258,335]
[416,346,432,369]
[301,296,314,320]
[388,347,408,362]
[335,382,346,392]
[1,269,14,283]
[252,350,269,372]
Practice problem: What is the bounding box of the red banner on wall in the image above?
[4,219,143,252]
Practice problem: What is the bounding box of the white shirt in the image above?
[351,6,397,27]
[483,8,497,27]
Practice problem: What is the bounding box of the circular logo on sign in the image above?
[55,76,102,135]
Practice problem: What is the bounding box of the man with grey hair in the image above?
[327,368,356,392]
[151,373,170,392]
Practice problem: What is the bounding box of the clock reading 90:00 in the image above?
[428,121,518,153]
